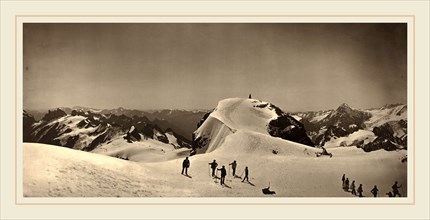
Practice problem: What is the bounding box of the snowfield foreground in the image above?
[23,141,406,197]
[23,98,407,197]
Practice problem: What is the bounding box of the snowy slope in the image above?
[209,98,278,134]
[92,136,190,162]
[193,98,312,154]
[364,104,407,128]
[194,98,278,154]
[323,130,377,148]
[24,142,407,197]
[193,116,234,153]
[296,110,333,123]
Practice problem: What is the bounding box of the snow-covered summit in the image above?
[208,98,279,134]
[193,98,314,154]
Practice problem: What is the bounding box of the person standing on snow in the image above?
[357,184,364,197]
[392,181,402,197]
[341,174,346,188]
[371,185,379,197]
[209,160,218,177]
[229,160,237,177]
[217,165,227,185]
[181,157,190,175]
[350,180,357,196]
[344,178,350,192]
[242,166,249,182]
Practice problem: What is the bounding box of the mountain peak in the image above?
[339,103,350,108]
[42,108,67,122]
[192,98,314,154]
[336,103,353,112]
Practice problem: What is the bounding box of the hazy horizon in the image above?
[24,23,407,112]
[24,100,407,114]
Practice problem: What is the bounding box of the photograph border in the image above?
[15,14,415,206]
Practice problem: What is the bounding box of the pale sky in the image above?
[23,23,407,112]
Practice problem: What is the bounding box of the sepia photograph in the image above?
[22,23,409,198]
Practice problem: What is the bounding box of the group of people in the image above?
[341,174,360,196]
[181,157,250,186]
[209,159,249,186]
[341,174,402,197]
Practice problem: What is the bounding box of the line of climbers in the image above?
[341,174,403,197]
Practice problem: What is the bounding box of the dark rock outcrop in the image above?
[197,109,214,128]
[314,125,354,146]
[362,138,398,152]
[262,103,314,147]
[23,111,36,142]
[268,114,314,147]
[41,109,67,122]
[360,120,407,152]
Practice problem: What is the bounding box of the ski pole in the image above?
[240,169,244,177]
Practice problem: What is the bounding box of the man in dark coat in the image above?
[392,181,402,197]
[357,184,364,197]
[217,165,227,185]
[242,166,249,182]
[344,178,350,192]
[229,160,237,176]
[341,174,346,188]
[209,160,218,177]
[181,157,190,175]
[350,180,357,196]
[371,185,379,197]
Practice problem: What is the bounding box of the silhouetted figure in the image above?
[229,160,237,176]
[351,180,356,195]
[242,166,249,182]
[392,181,402,197]
[344,178,350,192]
[249,94,252,99]
[182,157,190,175]
[371,185,379,197]
[262,182,276,195]
[209,160,218,177]
[357,184,363,197]
[342,174,345,186]
[217,166,227,185]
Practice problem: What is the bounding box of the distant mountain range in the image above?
[23,101,407,154]
[25,107,208,140]
[291,103,407,152]
[23,107,207,152]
